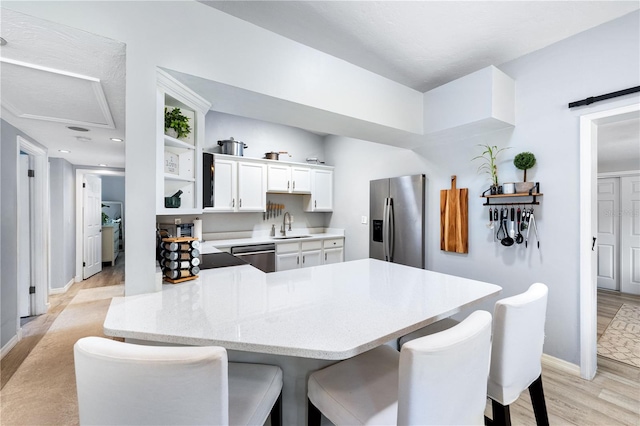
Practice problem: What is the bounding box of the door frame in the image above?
[579,103,640,380]
[17,136,49,316]
[74,168,124,281]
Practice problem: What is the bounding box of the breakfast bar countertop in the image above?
[104,259,501,360]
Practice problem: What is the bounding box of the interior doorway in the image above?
[579,103,640,380]
[16,136,49,318]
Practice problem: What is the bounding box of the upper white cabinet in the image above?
[423,65,514,142]
[304,169,333,212]
[267,163,311,194]
[156,69,211,215]
[237,161,267,211]
[206,155,266,212]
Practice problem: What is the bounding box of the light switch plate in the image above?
[361,216,368,224]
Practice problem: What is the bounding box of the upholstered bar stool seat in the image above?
[74,337,283,425]
[308,310,493,425]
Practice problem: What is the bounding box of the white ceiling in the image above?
[0,8,126,168]
[200,1,639,92]
[1,2,638,168]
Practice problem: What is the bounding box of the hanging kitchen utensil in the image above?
[501,208,515,246]
[515,207,524,244]
[509,207,516,238]
[487,207,495,229]
[440,175,469,253]
[526,209,540,248]
[496,208,507,241]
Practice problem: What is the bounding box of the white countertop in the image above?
[105,259,501,360]
[200,230,344,253]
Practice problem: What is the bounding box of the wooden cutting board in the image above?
[440,176,468,253]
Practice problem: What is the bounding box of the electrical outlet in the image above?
[174,218,181,225]
[361,216,368,224]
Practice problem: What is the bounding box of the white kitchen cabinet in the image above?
[275,239,323,271]
[304,168,333,212]
[323,238,344,264]
[237,161,266,211]
[267,164,311,194]
[207,156,266,212]
[276,242,301,271]
[301,240,323,267]
[156,69,211,215]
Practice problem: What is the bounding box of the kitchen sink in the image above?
[272,235,312,240]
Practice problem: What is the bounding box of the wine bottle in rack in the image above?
[160,250,179,260]
[161,242,179,251]
[164,266,200,280]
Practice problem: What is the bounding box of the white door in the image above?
[597,177,620,290]
[18,154,31,317]
[83,175,102,279]
[620,175,640,295]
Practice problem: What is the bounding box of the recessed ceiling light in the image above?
[58,149,71,153]
[76,136,92,142]
[110,138,124,142]
[98,164,108,167]
[0,38,7,46]
[67,126,89,132]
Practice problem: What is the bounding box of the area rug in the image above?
[597,303,640,368]
[0,285,124,425]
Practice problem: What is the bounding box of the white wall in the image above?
[326,10,640,365]
[49,158,75,291]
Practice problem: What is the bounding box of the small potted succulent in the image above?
[513,151,536,193]
[472,144,510,194]
[164,107,192,140]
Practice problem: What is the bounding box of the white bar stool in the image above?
[307,310,493,425]
[74,337,283,425]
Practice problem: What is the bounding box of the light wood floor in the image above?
[0,254,124,389]
[2,264,639,425]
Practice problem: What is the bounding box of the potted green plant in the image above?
[472,144,510,194]
[513,151,536,193]
[164,107,191,139]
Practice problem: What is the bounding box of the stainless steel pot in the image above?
[217,137,247,156]
[265,152,279,160]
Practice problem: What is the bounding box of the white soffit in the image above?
[1,58,115,128]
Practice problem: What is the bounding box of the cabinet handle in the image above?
[325,253,327,261]
[287,181,290,190]
[297,256,299,265]
[303,255,306,264]
[315,200,317,208]
[232,199,235,208]
[293,181,296,191]
[239,199,242,208]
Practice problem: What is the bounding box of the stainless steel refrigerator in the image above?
[370,174,426,268]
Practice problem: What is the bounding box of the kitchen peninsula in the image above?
[104,259,501,424]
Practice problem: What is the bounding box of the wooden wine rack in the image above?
[161,237,200,284]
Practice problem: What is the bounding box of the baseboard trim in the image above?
[542,353,581,377]
[49,278,75,295]
[1,329,22,360]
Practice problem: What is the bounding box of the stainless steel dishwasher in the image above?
[230,243,276,273]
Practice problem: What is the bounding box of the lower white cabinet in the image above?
[323,238,344,264]
[276,237,344,271]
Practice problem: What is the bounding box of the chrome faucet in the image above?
[281,211,292,236]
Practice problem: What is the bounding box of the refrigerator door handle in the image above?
[382,198,390,261]
[388,198,395,262]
